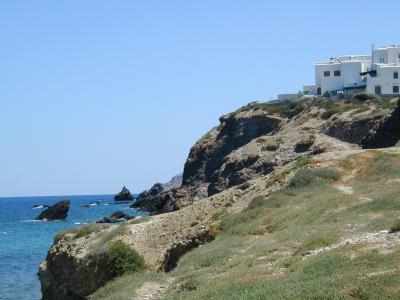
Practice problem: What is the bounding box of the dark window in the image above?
[324,71,330,77]
[379,58,385,63]
[375,86,382,94]
[394,72,399,79]
[317,87,321,95]
[334,70,341,77]
[393,86,399,94]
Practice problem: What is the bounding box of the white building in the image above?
[304,45,400,96]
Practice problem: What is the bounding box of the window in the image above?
[334,70,341,77]
[393,86,399,94]
[375,86,382,94]
[379,57,385,63]
[324,71,330,77]
[317,87,321,95]
[398,54,400,59]
[394,72,399,79]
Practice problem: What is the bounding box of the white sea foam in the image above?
[20,219,46,223]
[32,206,44,209]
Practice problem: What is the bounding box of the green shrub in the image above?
[312,168,341,181]
[300,235,339,252]
[106,240,147,277]
[389,219,400,233]
[288,168,340,190]
[288,168,318,189]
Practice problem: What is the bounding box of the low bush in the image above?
[288,168,340,190]
[353,93,380,101]
[299,235,339,253]
[106,240,147,277]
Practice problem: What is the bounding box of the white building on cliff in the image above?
[304,45,400,96]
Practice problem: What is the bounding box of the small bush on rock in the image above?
[353,93,380,102]
[106,240,146,277]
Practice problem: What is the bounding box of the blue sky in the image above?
[1,0,400,197]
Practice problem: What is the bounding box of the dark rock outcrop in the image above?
[114,186,133,201]
[137,183,164,199]
[36,200,70,221]
[96,211,134,223]
[321,116,383,145]
[131,187,191,214]
[361,100,400,148]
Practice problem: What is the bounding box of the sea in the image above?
[0,194,143,300]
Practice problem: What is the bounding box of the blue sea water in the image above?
[0,194,142,300]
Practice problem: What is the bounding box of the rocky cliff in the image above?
[133,97,400,214]
[39,95,400,299]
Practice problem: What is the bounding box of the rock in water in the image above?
[35,200,70,221]
[114,186,133,201]
[97,210,134,223]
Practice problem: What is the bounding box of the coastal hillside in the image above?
[39,95,400,299]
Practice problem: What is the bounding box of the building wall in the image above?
[366,65,400,95]
[373,46,400,65]
[315,60,370,95]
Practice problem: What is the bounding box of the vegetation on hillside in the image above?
[91,151,400,299]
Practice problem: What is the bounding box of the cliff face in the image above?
[182,110,284,195]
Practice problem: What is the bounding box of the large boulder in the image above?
[114,186,133,201]
[36,200,70,221]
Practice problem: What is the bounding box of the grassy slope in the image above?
[91,151,400,300]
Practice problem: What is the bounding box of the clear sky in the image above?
[1,0,400,197]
